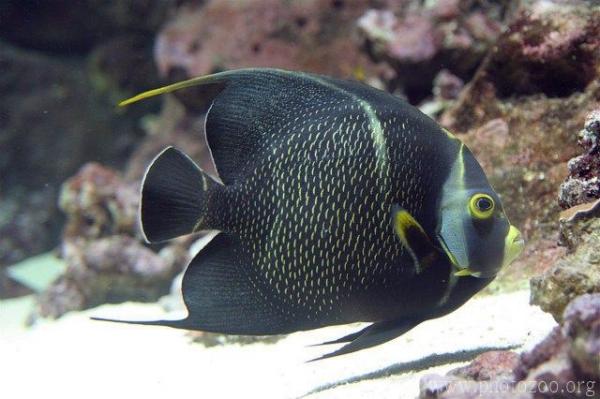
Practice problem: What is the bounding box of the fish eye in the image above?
[469,193,495,219]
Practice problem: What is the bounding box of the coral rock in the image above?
[515,327,568,381]
[154,0,380,90]
[450,351,521,382]
[513,297,600,399]
[559,109,600,209]
[531,213,600,322]
[37,161,196,317]
[433,70,465,101]
[563,294,600,379]
[418,350,529,398]
[419,322,597,398]
[419,297,600,398]
[357,0,504,102]
[59,163,140,240]
[37,236,188,318]
[531,112,600,321]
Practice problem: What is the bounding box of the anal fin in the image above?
[93,233,293,335]
[174,233,292,334]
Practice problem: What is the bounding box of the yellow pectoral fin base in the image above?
[454,268,482,277]
[392,205,437,273]
[454,269,472,277]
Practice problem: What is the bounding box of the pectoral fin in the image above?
[392,205,439,273]
[309,318,421,361]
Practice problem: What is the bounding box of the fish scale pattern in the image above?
[222,81,440,326]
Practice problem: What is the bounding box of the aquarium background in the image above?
[1,1,599,398]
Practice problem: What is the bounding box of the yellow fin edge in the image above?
[454,268,481,277]
[118,75,219,107]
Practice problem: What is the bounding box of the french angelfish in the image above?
[94,68,524,360]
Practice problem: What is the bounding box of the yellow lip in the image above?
[503,225,524,268]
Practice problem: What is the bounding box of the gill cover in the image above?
[437,143,524,278]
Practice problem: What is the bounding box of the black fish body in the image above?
[95,69,524,359]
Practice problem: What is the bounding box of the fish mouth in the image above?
[453,225,524,278]
[502,225,525,268]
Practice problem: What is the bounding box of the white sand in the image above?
[1,290,555,399]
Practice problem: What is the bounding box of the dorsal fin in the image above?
[119,68,404,185]
[201,69,358,184]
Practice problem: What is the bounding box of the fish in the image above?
[93,68,525,360]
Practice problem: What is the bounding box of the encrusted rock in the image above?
[531,211,600,322]
[559,109,600,209]
[36,235,188,318]
[433,70,465,101]
[425,294,600,398]
[419,350,528,399]
[154,0,382,104]
[59,163,140,240]
[563,294,600,379]
[450,351,521,382]
[531,111,600,323]
[443,1,600,129]
[513,296,600,399]
[34,162,194,318]
[357,0,504,102]
[559,198,600,252]
[419,320,599,399]
[515,327,568,381]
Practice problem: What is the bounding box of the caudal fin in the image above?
[140,146,218,243]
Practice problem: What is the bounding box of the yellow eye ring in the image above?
[469,194,495,219]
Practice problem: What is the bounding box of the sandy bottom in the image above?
[1,290,555,399]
